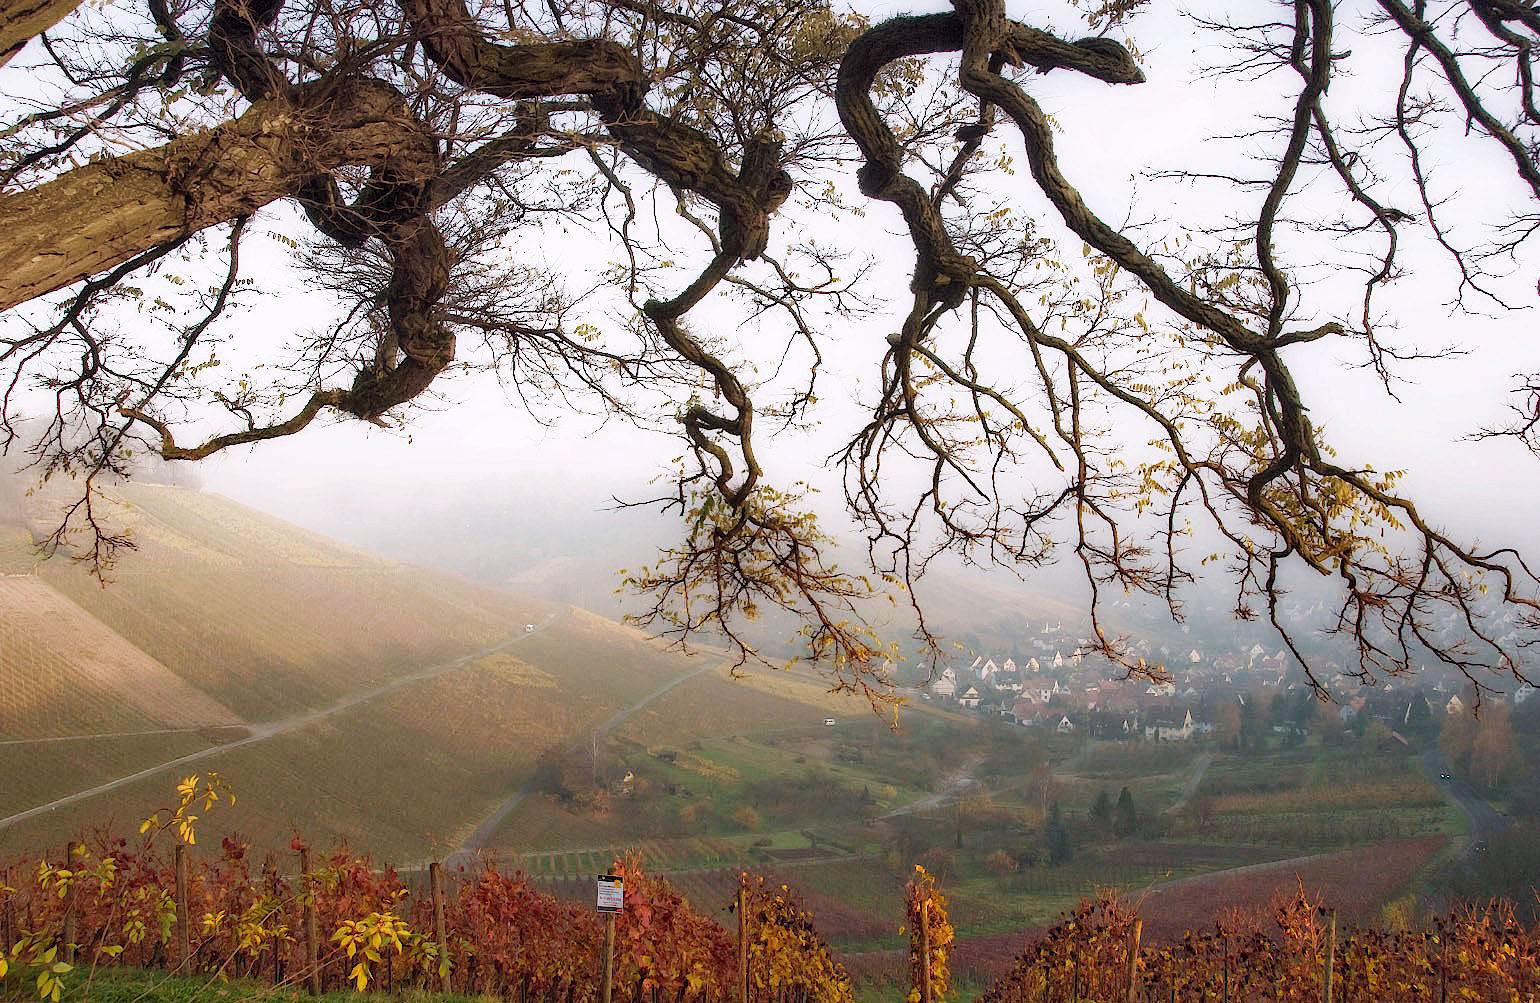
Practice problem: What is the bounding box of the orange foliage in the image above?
[977,887,1540,1003]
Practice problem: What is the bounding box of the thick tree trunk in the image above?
[0,78,436,313]
[0,0,83,65]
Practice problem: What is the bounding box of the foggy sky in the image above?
[100,1,1540,614]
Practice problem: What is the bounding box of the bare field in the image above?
[1136,834,1449,942]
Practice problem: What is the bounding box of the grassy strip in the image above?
[0,965,485,1003]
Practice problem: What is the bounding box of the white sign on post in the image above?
[597,874,624,913]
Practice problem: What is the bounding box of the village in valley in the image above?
[924,619,1537,746]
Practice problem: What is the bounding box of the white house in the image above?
[1020,677,1059,704]
[932,667,958,699]
[1145,709,1195,741]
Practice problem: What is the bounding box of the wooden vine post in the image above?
[597,872,624,1003]
[430,861,449,993]
[906,866,950,1003]
[268,869,285,986]
[1222,934,1230,1003]
[1323,909,1337,1003]
[1,865,14,961]
[174,842,191,971]
[299,845,320,996]
[737,882,749,1003]
[920,900,933,1003]
[600,914,616,1003]
[61,842,79,966]
[1125,918,1142,1003]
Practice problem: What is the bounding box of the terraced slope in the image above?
[0,575,240,739]
[7,483,549,720]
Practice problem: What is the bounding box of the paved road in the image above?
[445,658,717,868]
[0,614,564,831]
[1414,747,1509,911]
[1419,748,1506,841]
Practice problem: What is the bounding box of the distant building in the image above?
[932,667,957,699]
[1145,709,1194,741]
[1020,677,1060,704]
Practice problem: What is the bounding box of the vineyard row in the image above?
[1,824,1537,1003]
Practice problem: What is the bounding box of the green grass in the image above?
[0,965,487,1003]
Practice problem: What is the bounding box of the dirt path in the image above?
[0,614,565,832]
[446,659,717,867]
[0,728,223,746]
[1161,750,1216,816]
[881,754,985,819]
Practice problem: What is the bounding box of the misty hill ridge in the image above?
[0,481,552,721]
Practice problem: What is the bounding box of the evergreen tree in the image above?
[1406,692,1437,742]
[1114,786,1136,839]
[1045,801,1073,865]
[1090,789,1113,837]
